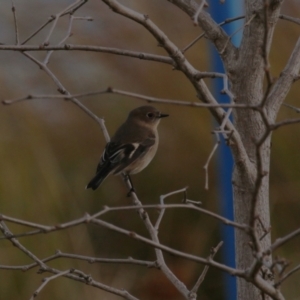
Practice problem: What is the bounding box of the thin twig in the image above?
[268,226,300,253]
[43,0,83,46]
[11,0,19,45]
[181,32,205,54]
[220,13,256,55]
[0,221,46,270]
[203,135,220,190]
[249,131,271,253]
[0,251,157,271]
[29,270,71,300]
[181,15,245,54]
[275,263,300,287]
[155,187,188,230]
[190,241,223,294]
[193,0,208,25]
[0,219,139,300]
[21,0,88,44]
[261,0,273,107]
[271,117,300,130]
[120,187,190,297]
[22,51,110,142]
[0,44,174,66]
[58,251,158,268]
[0,213,89,239]
[283,103,300,113]
[38,266,139,300]
[0,203,248,241]
[265,37,300,120]
[2,88,259,110]
[279,14,300,26]
[43,15,93,65]
[91,217,244,276]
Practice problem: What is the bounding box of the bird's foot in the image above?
[127,187,136,197]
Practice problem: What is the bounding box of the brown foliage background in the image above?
[0,1,299,299]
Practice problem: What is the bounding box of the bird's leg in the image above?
[125,174,136,197]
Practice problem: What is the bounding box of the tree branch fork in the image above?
[0,192,299,300]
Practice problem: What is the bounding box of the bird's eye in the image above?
[147,112,154,118]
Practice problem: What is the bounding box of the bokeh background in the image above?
[0,1,299,299]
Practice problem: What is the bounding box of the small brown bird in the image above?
[86,106,169,190]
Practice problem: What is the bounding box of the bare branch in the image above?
[58,251,159,268]
[181,15,245,54]
[279,14,300,26]
[121,186,191,298]
[283,102,300,113]
[0,213,90,239]
[0,251,157,271]
[253,275,285,300]
[203,134,220,190]
[43,0,85,46]
[0,253,60,271]
[167,0,237,65]
[21,51,110,142]
[102,0,233,121]
[0,222,139,300]
[0,203,248,241]
[11,0,19,45]
[268,227,300,253]
[21,0,89,44]
[91,217,244,276]
[0,221,46,269]
[0,214,50,231]
[266,37,300,121]
[262,0,273,92]
[181,32,205,54]
[249,118,272,253]
[21,17,54,45]
[43,15,93,65]
[220,13,255,55]
[2,87,261,109]
[192,0,208,25]
[89,215,295,299]
[40,266,140,300]
[4,0,254,184]
[190,241,223,295]
[92,203,248,231]
[275,263,300,287]
[155,187,188,230]
[0,44,174,66]
[271,117,300,130]
[2,89,107,105]
[29,270,71,300]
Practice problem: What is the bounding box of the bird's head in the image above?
[128,106,169,128]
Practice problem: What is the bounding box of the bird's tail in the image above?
[86,168,111,190]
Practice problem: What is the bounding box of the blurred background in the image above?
[0,1,299,299]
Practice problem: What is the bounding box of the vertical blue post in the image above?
[208,2,244,300]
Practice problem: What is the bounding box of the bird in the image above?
[86,106,169,190]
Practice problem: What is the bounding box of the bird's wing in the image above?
[96,142,135,172]
[86,142,136,190]
[112,137,155,174]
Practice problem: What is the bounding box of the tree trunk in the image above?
[230,1,283,298]
[232,139,272,299]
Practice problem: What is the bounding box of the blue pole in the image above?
[208,2,244,300]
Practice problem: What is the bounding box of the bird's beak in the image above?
[158,113,169,118]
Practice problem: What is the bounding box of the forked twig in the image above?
[190,241,223,294]
[155,187,189,230]
[29,270,71,300]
